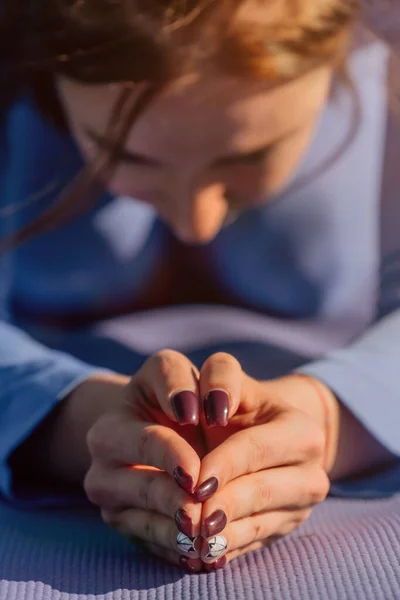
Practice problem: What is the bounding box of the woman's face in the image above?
[57,66,332,244]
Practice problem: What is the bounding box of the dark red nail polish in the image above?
[179,556,199,573]
[203,510,227,538]
[194,477,219,503]
[174,466,194,494]
[204,391,229,427]
[171,391,199,426]
[204,556,227,572]
[175,509,195,538]
[194,536,203,553]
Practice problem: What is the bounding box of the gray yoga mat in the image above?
[0,495,399,600]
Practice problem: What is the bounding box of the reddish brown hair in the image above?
[0,0,361,248]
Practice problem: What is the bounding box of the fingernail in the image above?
[203,535,228,560]
[204,390,229,427]
[174,466,194,494]
[171,391,199,426]
[203,510,227,538]
[204,556,227,572]
[179,556,199,573]
[175,509,195,538]
[194,477,219,503]
[177,532,202,556]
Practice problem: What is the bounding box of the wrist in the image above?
[271,374,395,481]
[15,373,130,486]
[66,372,131,418]
[52,373,131,482]
[268,374,340,473]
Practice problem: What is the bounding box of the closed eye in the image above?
[215,146,272,168]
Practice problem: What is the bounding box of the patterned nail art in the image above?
[205,535,228,559]
[176,532,198,554]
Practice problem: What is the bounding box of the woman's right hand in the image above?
[83,350,206,572]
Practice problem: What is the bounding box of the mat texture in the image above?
[0,495,399,600]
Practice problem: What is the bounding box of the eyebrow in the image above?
[85,127,286,168]
[85,129,163,167]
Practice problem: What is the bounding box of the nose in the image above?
[169,183,230,245]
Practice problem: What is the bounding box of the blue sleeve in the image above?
[297,106,400,498]
[0,261,110,508]
[0,321,107,507]
[0,110,110,508]
[297,309,400,497]
[298,309,400,459]
[299,310,400,498]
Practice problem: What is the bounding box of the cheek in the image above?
[262,125,316,196]
[219,167,270,204]
[216,128,315,205]
[217,159,294,206]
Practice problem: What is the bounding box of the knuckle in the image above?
[86,425,102,458]
[309,472,330,505]
[101,509,120,529]
[207,352,241,372]
[295,509,312,528]
[258,482,273,510]
[84,468,104,506]
[136,425,158,464]
[84,468,115,509]
[137,480,151,511]
[302,422,326,462]
[143,519,156,543]
[138,471,161,511]
[253,520,268,541]
[281,510,311,536]
[86,415,115,459]
[247,432,268,471]
[153,349,184,379]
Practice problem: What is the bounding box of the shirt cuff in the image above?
[296,355,400,498]
[0,352,112,508]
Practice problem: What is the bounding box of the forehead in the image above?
[61,67,330,154]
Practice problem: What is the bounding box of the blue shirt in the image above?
[1,39,400,506]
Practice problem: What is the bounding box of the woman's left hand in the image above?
[192,354,333,569]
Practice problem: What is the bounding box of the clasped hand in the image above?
[84,351,330,573]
